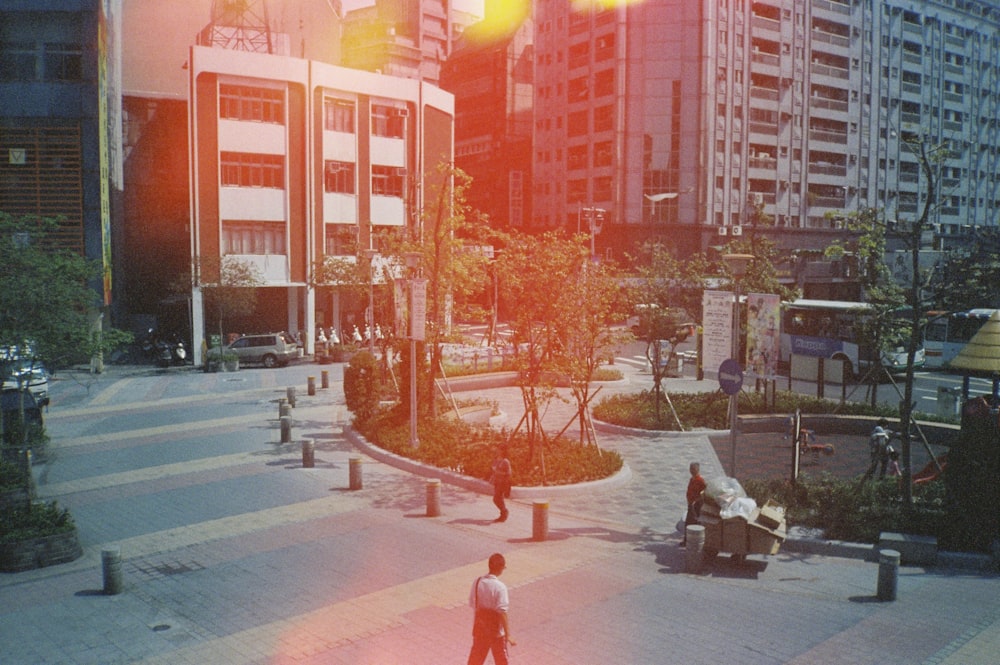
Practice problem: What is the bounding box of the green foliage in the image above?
[0,500,75,544]
[355,406,623,486]
[0,459,26,492]
[1,420,49,454]
[0,213,132,369]
[343,351,381,424]
[742,475,947,545]
[592,389,897,431]
[195,255,263,342]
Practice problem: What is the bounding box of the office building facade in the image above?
[0,0,123,314]
[187,45,453,363]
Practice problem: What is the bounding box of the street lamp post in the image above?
[722,253,753,477]
[577,205,606,261]
[361,248,377,356]
[404,251,422,448]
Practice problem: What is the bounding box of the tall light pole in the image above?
[361,248,377,356]
[577,206,606,261]
[722,253,753,477]
[404,251,423,448]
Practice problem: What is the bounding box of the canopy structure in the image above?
[949,310,1000,400]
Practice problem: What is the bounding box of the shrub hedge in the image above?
[592,389,899,431]
[0,500,75,544]
[354,405,622,487]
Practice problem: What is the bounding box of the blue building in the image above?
[0,0,123,319]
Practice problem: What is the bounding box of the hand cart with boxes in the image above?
[697,478,787,564]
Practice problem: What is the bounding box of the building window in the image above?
[43,43,83,81]
[222,221,286,254]
[324,224,358,256]
[371,104,406,138]
[569,76,589,101]
[324,160,355,194]
[324,98,355,133]
[371,165,405,196]
[219,85,284,123]
[567,144,588,170]
[220,152,285,188]
[0,41,82,82]
[0,42,36,81]
[594,69,614,97]
[594,177,612,201]
[594,140,612,167]
[568,110,588,137]
[594,105,613,132]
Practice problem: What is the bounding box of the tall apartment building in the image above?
[531,0,1000,262]
[187,45,453,363]
[340,0,481,86]
[440,8,533,229]
[0,0,123,315]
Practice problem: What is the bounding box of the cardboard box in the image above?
[722,516,749,554]
[757,500,786,530]
[748,521,787,555]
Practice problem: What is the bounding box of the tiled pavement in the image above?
[1,358,998,664]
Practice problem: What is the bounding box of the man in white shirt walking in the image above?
[467,553,516,665]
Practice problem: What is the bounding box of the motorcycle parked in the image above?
[139,329,187,367]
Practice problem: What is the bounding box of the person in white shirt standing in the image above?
[468,553,516,665]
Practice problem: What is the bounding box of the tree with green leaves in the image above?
[0,213,132,371]
[627,242,710,422]
[549,245,630,445]
[1,213,131,448]
[494,232,587,462]
[193,254,264,350]
[384,163,494,417]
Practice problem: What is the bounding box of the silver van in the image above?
[218,332,298,368]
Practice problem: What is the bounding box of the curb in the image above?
[343,425,633,499]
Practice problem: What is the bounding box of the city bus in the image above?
[779,299,925,378]
[922,308,999,369]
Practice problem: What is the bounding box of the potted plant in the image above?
[329,343,357,363]
[205,348,240,372]
[0,500,82,572]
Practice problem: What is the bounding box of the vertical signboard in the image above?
[746,293,781,380]
[702,290,734,376]
[394,278,408,337]
[410,279,427,341]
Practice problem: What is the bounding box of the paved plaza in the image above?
[1,356,999,664]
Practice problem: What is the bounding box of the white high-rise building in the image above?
[531,0,1000,259]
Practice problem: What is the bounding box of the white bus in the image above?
[923,308,999,369]
[780,299,925,378]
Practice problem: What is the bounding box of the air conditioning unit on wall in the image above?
[718,226,728,236]
[731,225,743,236]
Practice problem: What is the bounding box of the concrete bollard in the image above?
[280,415,292,443]
[349,456,363,490]
[102,547,123,595]
[286,385,296,408]
[321,370,329,389]
[279,402,292,419]
[685,524,706,573]
[307,376,316,396]
[877,549,900,601]
[302,439,315,468]
[532,500,549,541]
[426,479,441,517]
